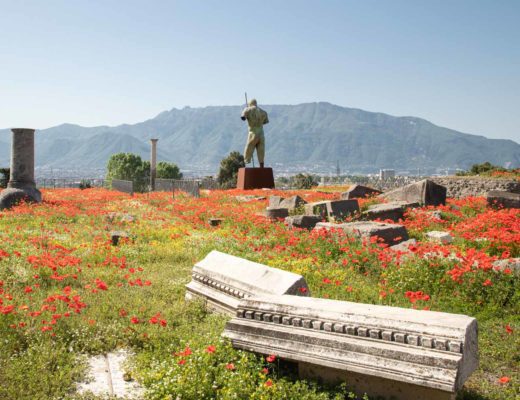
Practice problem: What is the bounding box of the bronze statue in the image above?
[241,98,269,168]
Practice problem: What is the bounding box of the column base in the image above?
[0,187,42,210]
[236,168,275,190]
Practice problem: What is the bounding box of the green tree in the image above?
[157,161,182,179]
[106,153,149,192]
[217,151,245,189]
[292,173,317,189]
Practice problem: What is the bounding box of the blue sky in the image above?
[1,0,519,142]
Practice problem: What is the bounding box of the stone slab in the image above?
[363,201,418,222]
[341,184,382,200]
[493,258,520,275]
[390,238,418,253]
[77,350,144,399]
[305,200,359,220]
[224,295,478,397]
[486,190,520,209]
[285,215,323,230]
[426,231,454,244]
[382,179,447,206]
[185,250,309,315]
[264,207,289,219]
[110,231,129,246]
[268,195,283,208]
[315,221,409,245]
[236,167,274,190]
[208,218,222,227]
[279,195,307,211]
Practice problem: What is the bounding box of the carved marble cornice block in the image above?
[185,251,310,315]
[223,295,478,398]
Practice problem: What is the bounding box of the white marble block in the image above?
[223,295,478,400]
[185,251,310,315]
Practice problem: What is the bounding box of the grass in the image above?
[0,187,518,399]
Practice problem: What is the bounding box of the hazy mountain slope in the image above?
[39,132,170,168]
[0,139,8,165]
[1,102,519,173]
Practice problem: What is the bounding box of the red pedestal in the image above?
[236,168,275,190]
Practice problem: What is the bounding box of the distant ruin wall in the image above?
[431,177,520,198]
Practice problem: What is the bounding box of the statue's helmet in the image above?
[248,98,257,107]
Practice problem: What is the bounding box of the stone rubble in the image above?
[315,221,409,245]
[382,179,447,206]
[426,231,454,244]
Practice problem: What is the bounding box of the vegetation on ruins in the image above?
[106,153,182,192]
[217,151,245,189]
[0,187,518,399]
[293,173,319,189]
[456,162,520,179]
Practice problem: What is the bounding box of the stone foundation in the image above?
[431,177,520,198]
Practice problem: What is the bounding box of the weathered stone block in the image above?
[279,195,307,211]
[486,191,520,209]
[341,184,382,200]
[426,231,454,244]
[363,201,418,222]
[110,231,129,246]
[285,215,323,230]
[315,221,409,245]
[208,218,222,226]
[223,295,478,400]
[390,238,417,253]
[382,179,447,206]
[185,251,309,315]
[305,200,359,220]
[493,258,520,275]
[265,207,289,219]
[268,195,283,208]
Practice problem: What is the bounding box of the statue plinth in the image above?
[236,168,275,190]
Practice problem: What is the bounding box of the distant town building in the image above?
[379,169,396,179]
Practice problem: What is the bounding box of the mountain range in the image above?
[1,102,519,175]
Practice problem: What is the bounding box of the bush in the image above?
[217,151,245,189]
[78,179,92,190]
[456,162,511,177]
[0,168,9,188]
[292,173,317,189]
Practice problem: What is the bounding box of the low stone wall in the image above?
[431,177,520,198]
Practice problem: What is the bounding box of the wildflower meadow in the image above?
[0,187,518,399]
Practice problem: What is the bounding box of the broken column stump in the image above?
[0,128,42,210]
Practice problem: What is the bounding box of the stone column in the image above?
[150,139,158,191]
[0,128,42,209]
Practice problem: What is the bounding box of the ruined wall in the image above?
[431,177,520,198]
